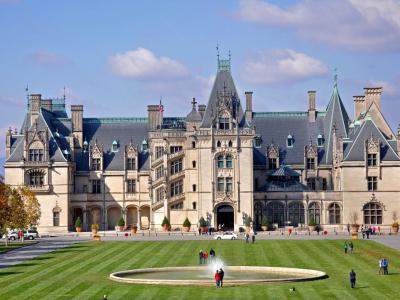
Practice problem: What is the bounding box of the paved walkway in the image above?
[0,237,88,269]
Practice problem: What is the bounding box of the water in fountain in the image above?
[206,257,226,277]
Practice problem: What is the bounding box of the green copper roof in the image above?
[83,117,148,124]
[253,111,326,118]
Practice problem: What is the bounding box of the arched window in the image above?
[267,202,285,227]
[317,134,324,147]
[112,140,119,152]
[141,139,148,151]
[29,170,45,187]
[288,202,305,227]
[287,134,294,147]
[226,155,232,168]
[228,140,233,147]
[53,206,61,227]
[254,202,264,228]
[217,155,224,168]
[217,140,221,148]
[308,202,320,224]
[363,202,382,224]
[328,203,341,224]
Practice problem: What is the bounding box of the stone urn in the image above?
[392,225,399,234]
[351,224,360,233]
[308,225,316,232]
[261,225,268,231]
[131,226,138,234]
[76,227,82,233]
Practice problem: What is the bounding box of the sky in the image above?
[1,0,400,159]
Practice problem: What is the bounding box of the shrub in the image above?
[183,217,191,228]
[261,216,268,226]
[198,217,207,227]
[308,218,317,226]
[117,217,125,227]
[244,216,252,227]
[74,217,82,228]
[161,216,170,227]
[91,223,99,230]
[392,221,399,228]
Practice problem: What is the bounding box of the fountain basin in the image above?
[110,266,327,286]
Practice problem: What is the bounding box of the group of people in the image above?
[245,232,256,243]
[343,241,354,254]
[214,268,225,288]
[379,258,389,275]
[199,248,215,264]
[361,225,379,239]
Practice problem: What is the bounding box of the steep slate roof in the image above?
[201,70,245,128]
[323,84,350,164]
[76,118,149,171]
[253,112,326,166]
[267,165,300,177]
[343,118,399,161]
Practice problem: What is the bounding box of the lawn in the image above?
[0,241,36,254]
[0,239,399,299]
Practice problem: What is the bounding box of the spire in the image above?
[333,67,338,89]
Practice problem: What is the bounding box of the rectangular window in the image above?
[367,154,377,166]
[170,146,183,154]
[156,187,164,202]
[127,158,136,170]
[170,180,183,197]
[170,159,183,175]
[92,180,101,194]
[226,177,233,192]
[254,137,262,148]
[127,179,136,193]
[268,158,277,170]
[83,184,87,193]
[91,158,101,171]
[29,149,44,162]
[192,202,197,210]
[155,146,164,159]
[368,176,377,191]
[192,184,197,192]
[254,178,259,190]
[53,212,60,227]
[192,141,196,149]
[217,156,224,168]
[171,202,183,210]
[307,178,316,190]
[30,173,44,186]
[322,178,327,191]
[306,157,315,170]
[219,117,230,130]
[217,177,224,192]
[192,161,197,168]
[155,166,164,180]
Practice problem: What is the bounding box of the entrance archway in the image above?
[216,205,234,231]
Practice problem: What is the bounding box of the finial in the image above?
[333,68,338,88]
[216,44,220,60]
[63,86,66,100]
[229,50,231,61]
[191,97,197,109]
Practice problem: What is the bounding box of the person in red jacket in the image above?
[214,270,221,288]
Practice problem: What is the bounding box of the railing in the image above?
[168,151,184,161]
[28,185,51,193]
[169,170,185,181]
[169,193,185,204]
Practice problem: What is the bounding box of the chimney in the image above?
[308,91,316,122]
[353,95,365,120]
[71,105,83,148]
[147,105,162,130]
[198,104,206,117]
[245,91,253,123]
[5,127,12,159]
[41,99,53,112]
[364,87,382,111]
[30,94,42,125]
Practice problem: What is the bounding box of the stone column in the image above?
[137,208,141,229]
[83,208,89,231]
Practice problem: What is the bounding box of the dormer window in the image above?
[219,117,230,130]
[112,140,119,152]
[141,139,148,151]
[254,136,262,148]
[287,135,294,147]
[29,149,44,162]
[317,134,324,147]
[367,154,377,166]
[83,139,89,152]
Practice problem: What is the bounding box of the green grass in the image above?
[0,240,399,299]
[0,242,36,254]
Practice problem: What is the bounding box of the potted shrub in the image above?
[182,217,191,232]
[391,211,399,234]
[245,216,252,233]
[261,216,268,231]
[91,223,99,234]
[131,224,138,234]
[308,218,317,232]
[349,212,360,233]
[116,217,125,232]
[198,217,208,234]
[161,216,171,231]
[75,217,82,233]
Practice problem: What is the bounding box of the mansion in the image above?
[4,56,400,233]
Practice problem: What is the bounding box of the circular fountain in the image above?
[110,266,327,286]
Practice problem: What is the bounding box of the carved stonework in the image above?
[267,144,279,158]
[305,144,317,158]
[126,142,138,158]
[91,141,103,159]
[366,137,379,153]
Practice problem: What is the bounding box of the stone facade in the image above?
[4,58,400,233]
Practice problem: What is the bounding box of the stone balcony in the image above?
[28,184,51,193]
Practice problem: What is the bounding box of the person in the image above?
[372,226,376,235]
[199,250,203,264]
[349,269,356,288]
[210,248,215,261]
[252,233,255,244]
[204,250,208,264]
[361,226,365,239]
[245,233,249,243]
[347,223,350,236]
[219,268,225,287]
[316,226,320,235]
[344,241,348,254]
[383,258,389,275]
[366,227,370,239]
[379,259,384,275]
[198,227,201,235]
[215,270,220,288]
[349,241,354,254]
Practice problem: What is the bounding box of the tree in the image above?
[18,187,41,228]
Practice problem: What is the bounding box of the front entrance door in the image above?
[216,205,234,231]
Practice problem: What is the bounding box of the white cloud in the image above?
[235,0,400,51]
[109,48,188,80]
[0,96,24,107]
[31,52,69,66]
[367,80,398,97]
[240,49,328,85]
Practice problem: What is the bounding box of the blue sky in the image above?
[1,0,400,158]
